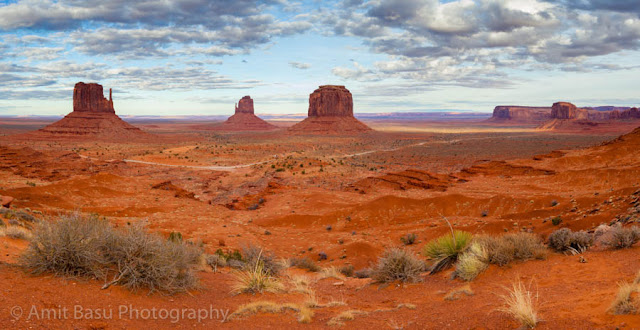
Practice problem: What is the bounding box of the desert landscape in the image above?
[1,80,640,329]
[2,1,640,329]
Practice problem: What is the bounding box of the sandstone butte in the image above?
[288,85,372,134]
[33,82,148,140]
[213,96,278,131]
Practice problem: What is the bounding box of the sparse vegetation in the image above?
[548,228,593,252]
[372,248,424,283]
[0,225,32,240]
[339,264,354,277]
[290,257,321,272]
[230,301,313,323]
[609,282,639,315]
[499,279,539,328]
[242,244,282,276]
[551,216,562,226]
[444,284,474,301]
[232,257,284,295]
[476,233,547,267]
[600,225,640,249]
[454,242,489,281]
[400,233,417,245]
[423,230,472,273]
[21,214,201,294]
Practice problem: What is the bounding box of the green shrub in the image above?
[400,233,417,245]
[551,216,562,226]
[372,248,424,283]
[423,230,472,273]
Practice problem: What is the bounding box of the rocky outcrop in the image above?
[551,102,578,119]
[289,85,371,134]
[73,82,114,113]
[1,195,14,208]
[308,85,353,117]
[32,82,148,140]
[610,107,640,120]
[235,96,254,114]
[490,106,552,122]
[208,96,277,131]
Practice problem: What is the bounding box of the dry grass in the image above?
[499,279,539,328]
[327,310,367,327]
[444,284,474,301]
[289,275,313,294]
[320,266,346,280]
[230,301,313,323]
[372,248,424,283]
[476,233,547,267]
[289,257,321,272]
[0,225,32,240]
[609,282,639,315]
[454,242,489,281]
[231,260,284,295]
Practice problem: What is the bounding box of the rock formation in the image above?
[33,82,148,140]
[551,102,578,119]
[288,85,371,134]
[610,107,640,120]
[211,96,278,131]
[489,106,552,122]
[1,195,14,208]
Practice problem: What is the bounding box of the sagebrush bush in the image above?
[372,248,424,283]
[476,233,547,266]
[21,214,201,294]
[548,228,593,252]
[423,230,472,273]
[601,225,640,249]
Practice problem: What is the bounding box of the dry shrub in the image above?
[477,233,547,266]
[290,257,321,272]
[339,264,354,277]
[354,268,372,278]
[600,225,640,249]
[242,244,282,276]
[101,224,201,293]
[444,284,474,301]
[499,279,538,328]
[548,228,593,253]
[327,310,367,327]
[320,266,346,280]
[454,242,489,281]
[230,301,312,323]
[609,282,639,315]
[21,215,111,279]
[372,248,424,283]
[21,214,201,294]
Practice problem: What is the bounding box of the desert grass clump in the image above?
[290,257,321,272]
[242,244,282,276]
[600,225,640,250]
[444,284,474,301]
[454,242,489,281]
[372,248,424,283]
[320,266,346,280]
[232,257,284,295]
[339,264,354,277]
[400,233,417,245]
[499,279,539,328]
[1,225,32,240]
[423,230,472,273]
[548,228,593,253]
[609,282,639,315]
[229,301,312,323]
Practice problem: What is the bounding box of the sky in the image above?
[0,0,639,116]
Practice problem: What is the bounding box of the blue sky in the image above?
[1,0,639,116]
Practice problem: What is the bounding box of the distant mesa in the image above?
[288,85,372,134]
[209,95,278,131]
[610,107,640,120]
[32,82,148,140]
[489,105,552,122]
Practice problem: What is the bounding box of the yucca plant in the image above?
[423,230,472,274]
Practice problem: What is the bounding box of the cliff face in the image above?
[610,108,640,120]
[308,85,353,117]
[235,96,254,114]
[289,85,371,134]
[551,102,578,119]
[490,106,552,122]
[73,82,114,113]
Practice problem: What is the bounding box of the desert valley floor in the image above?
[1,117,640,329]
